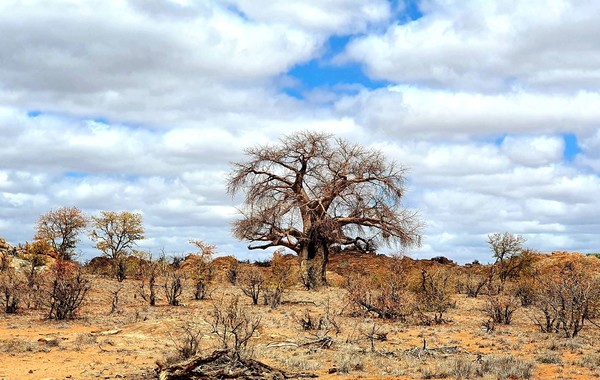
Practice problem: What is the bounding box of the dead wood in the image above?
[158,350,317,380]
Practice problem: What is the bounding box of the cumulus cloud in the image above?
[342,0,600,92]
[0,0,599,263]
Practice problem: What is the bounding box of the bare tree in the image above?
[487,232,531,289]
[89,211,145,281]
[228,131,423,289]
[188,240,215,300]
[35,206,87,261]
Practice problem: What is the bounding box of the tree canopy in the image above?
[34,206,87,261]
[228,131,423,288]
[89,211,145,281]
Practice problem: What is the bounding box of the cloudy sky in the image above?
[1,0,599,263]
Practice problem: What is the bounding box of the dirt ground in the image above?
[1,267,600,380]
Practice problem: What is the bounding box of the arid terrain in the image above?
[1,251,600,380]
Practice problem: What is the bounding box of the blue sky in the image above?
[1,0,600,263]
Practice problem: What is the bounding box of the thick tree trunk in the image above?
[300,241,329,290]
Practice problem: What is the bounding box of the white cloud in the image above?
[501,135,564,167]
[0,0,599,264]
[337,87,600,138]
[226,0,392,35]
[343,0,600,92]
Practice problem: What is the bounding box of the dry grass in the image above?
[0,258,599,380]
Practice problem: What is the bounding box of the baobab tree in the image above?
[228,131,423,289]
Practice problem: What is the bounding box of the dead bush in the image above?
[262,251,294,308]
[138,253,159,306]
[293,303,340,336]
[164,265,184,307]
[483,291,520,325]
[188,240,216,301]
[43,260,90,320]
[412,266,455,324]
[207,296,261,360]
[237,266,264,305]
[1,268,24,313]
[460,264,491,298]
[531,254,600,338]
[226,259,239,285]
[170,320,203,360]
[345,260,414,321]
[479,355,535,379]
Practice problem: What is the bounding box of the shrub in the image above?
[170,320,203,360]
[237,266,264,305]
[164,265,184,306]
[0,268,24,313]
[479,355,535,379]
[460,265,491,298]
[207,296,261,359]
[412,266,455,324]
[138,254,159,306]
[483,291,520,325]
[44,260,90,320]
[345,259,414,321]
[531,254,600,338]
[262,252,294,308]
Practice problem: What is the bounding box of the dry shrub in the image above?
[479,355,535,379]
[483,290,520,325]
[237,266,264,305]
[345,258,414,321]
[262,251,295,308]
[334,348,365,374]
[293,301,341,335]
[164,265,184,306]
[43,259,90,320]
[412,265,456,324]
[207,296,261,360]
[138,253,159,306]
[530,253,600,338]
[1,267,24,313]
[187,240,216,300]
[170,320,203,360]
[459,264,491,298]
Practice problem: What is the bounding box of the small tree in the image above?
[460,264,492,298]
[487,233,533,291]
[35,206,87,260]
[412,266,455,324]
[531,254,600,338]
[164,256,184,306]
[137,251,159,306]
[345,257,414,321]
[188,240,215,300]
[90,211,145,281]
[262,251,294,308]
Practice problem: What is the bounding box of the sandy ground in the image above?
[1,273,600,380]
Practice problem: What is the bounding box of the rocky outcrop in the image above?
[0,237,11,254]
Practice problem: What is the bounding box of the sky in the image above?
[1,0,599,263]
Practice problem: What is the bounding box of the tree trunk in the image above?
[300,241,329,290]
